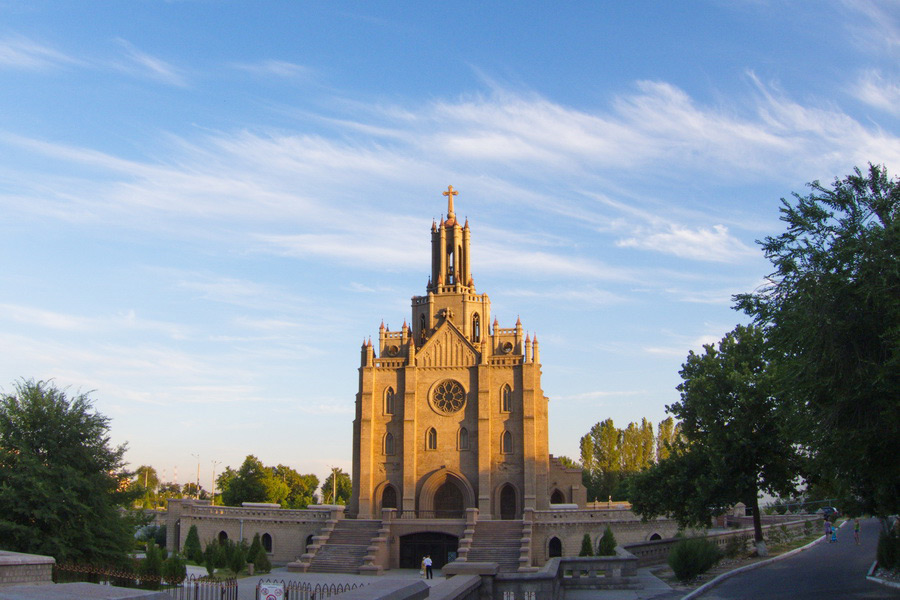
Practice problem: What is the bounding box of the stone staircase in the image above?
[464,520,525,572]
[307,520,382,574]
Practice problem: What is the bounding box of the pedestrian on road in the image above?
[831,524,838,543]
[424,555,433,579]
[824,518,832,540]
[854,518,860,545]
[420,556,426,577]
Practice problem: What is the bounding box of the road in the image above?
[695,518,898,599]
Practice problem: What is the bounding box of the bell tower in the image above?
[414,186,489,346]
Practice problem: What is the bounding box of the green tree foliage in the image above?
[139,542,163,585]
[321,468,352,505]
[220,455,269,506]
[667,537,721,582]
[628,325,800,555]
[216,457,318,507]
[183,525,203,564]
[161,553,187,585]
[0,379,135,564]
[578,533,593,556]
[130,465,160,508]
[556,455,580,470]
[202,540,223,576]
[597,526,617,556]
[223,539,248,575]
[580,417,667,502]
[274,464,319,508]
[247,533,271,573]
[735,164,899,517]
[655,417,681,462]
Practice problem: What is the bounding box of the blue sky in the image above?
[1,1,898,492]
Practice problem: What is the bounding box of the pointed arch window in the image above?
[426,427,437,451]
[384,432,395,456]
[458,427,469,450]
[447,248,455,283]
[472,313,481,342]
[262,533,273,553]
[384,387,395,415]
[501,385,512,413]
[501,430,513,454]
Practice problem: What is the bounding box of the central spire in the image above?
[443,185,458,226]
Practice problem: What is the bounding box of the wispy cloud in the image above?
[617,224,755,262]
[0,35,82,70]
[854,69,900,116]
[114,38,187,86]
[0,303,186,338]
[231,59,312,79]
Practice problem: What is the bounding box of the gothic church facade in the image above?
[349,186,585,521]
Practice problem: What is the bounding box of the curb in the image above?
[679,523,837,600]
[867,560,900,590]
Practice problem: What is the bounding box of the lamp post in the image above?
[211,460,221,505]
[191,453,200,498]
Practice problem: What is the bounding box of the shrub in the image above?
[579,533,593,556]
[161,553,187,585]
[224,539,248,575]
[203,540,223,576]
[247,533,262,564]
[668,537,721,582]
[723,535,746,559]
[253,547,272,573]
[184,525,203,564]
[597,526,617,556]
[877,529,900,571]
[138,542,163,589]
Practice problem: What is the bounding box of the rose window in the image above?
[431,380,466,414]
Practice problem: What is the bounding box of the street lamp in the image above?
[211,460,221,505]
[191,453,200,499]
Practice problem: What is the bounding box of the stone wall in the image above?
[166,500,334,565]
[0,551,54,588]
[529,508,679,566]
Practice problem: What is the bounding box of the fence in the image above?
[54,564,237,600]
[255,578,369,600]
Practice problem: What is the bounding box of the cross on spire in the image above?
[443,185,458,219]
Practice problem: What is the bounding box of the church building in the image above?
[349,186,584,522]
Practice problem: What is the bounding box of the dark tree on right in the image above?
[735,164,899,517]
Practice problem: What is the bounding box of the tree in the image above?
[628,325,800,555]
[0,379,135,564]
[735,164,899,517]
[220,456,269,506]
[183,525,203,564]
[597,526,617,556]
[555,455,580,470]
[321,468,352,505]
[578,533,593,556]
[274,464,319,508]
[131,465,160,508]
[655,417,680,462]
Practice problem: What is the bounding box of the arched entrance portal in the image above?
[550,488,565,504]
[418,469,476,519]
[399,532,459,570]
[434,480,464,518]
[499,484,517,520]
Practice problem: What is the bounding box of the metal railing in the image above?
[54,565,237,600]
[255,578,368,599]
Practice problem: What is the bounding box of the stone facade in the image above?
[349,186,585,520]
[166,499,335,565]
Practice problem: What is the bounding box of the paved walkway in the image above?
[235,568,446,600]
[692,518,896,599]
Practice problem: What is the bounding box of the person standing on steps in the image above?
[424,555,433,579]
